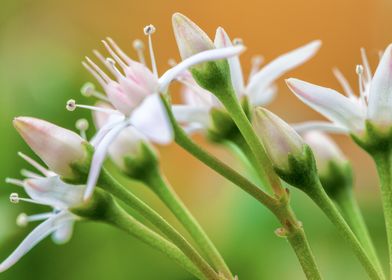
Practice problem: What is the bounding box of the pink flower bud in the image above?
[172,13,215,60]
[13,117,88,178]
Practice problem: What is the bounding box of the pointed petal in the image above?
[130,94,173,144]
[172,105,210,127]
[85,121,130,200]
[286,78,365,132]
[214,27,245,95]
[367,44,392,126]
[291,121,348,134]
[248,84,278,106]
[25,176,84,208]
[247,40,321,97]
[159,46,245,91]
[90,113,125,148]
[0,212,74,273]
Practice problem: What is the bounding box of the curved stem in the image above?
[334,187,383,275]
[307,181,384,280]
[106,201,205,279]
[144,170,233,279]
[99,169,222,280]
[373,152,392,277]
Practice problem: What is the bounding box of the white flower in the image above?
[1,153,84,273]
[68,25,245,200]
[171,15,321,133]
[287,44,392,135]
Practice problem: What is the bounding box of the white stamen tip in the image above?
[76,118,89,131]
[168,58,177,67]
[66,99,76,111]
[10,193,20,204]
[143,24,156,35]
[251,55,264,65]
[133,39,144,50]
[233,38,244,45]
[81,82,95,97]
[356,64,364,75]
[16,213,28,227]
[106,57,116,66]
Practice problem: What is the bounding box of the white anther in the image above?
[76,118,89,131]
[10,193,20,204]
[143,24,156,35]
[133,39,144,50]
[233,38,243,45]
[66,99,76,111]
[81,82,95,97]
[356,64,364,75]
[16,213,28,227]
[168,59,177,67]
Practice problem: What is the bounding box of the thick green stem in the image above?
[307,181,384,280]
[334,187,383,274]
[99,169,222,280]
[106,201,205,279]
[373,152,392,277]
[145,170,233,279]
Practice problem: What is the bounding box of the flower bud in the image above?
[13,117,89,179]
[253,108,317,188]
[303,131,353,198]
[172,13,215,60]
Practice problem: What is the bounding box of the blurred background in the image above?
[1,0,391,279]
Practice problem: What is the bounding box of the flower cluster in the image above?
[3,11,392,280]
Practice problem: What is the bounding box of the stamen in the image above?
[332,68,356,98]
[102,40,127,69]
[144,24,158,78]
[168,58,177,67]
[5,178,24,187]
[133,39,146,65]
[106,58,124,78]
[17,212,54,227]
[360,48,372,82]
[75,118,89,139]
[85,56,111,83]
[9,193,45,205]
[106,37,132,65]
[82,61,108,88]
[66,99,120,114]
[16,213,28,227]
[249,55,264,79]
[17,152,51,176]
[232,38,244,45]
[81,82,109,102]
[356,64,366,105]
[20,169,43,179]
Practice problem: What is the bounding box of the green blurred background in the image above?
[1,0,391,279]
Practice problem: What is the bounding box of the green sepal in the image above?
[319,161,353,199]
[70,188,115,221]
[352,120,392,155]
[122,142,159,181]
[274,145,318,192]
[191,60,232,99]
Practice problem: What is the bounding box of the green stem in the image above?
[106,201,205,279]
[145,170,233,279]
[373,152,392,277]
[99,169,222,280]
[334,187,383,275]
[307,181,384,280]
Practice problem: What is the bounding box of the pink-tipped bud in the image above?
[253,108,305,170]
[13,117,89,178]
[172,13,215,60]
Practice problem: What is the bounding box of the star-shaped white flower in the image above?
[2,153,84,273]
[68,26,245,200]
[287,44,392,135]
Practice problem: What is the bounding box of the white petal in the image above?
[130,94,173,144]
[248,84,278,106]
[159,46,246,91]
[0,211,75,273]
[172,105,210,127]
[247,40,321,97]
[292,121,349,134]
[286,78,365,132]
[214,27,245,95]
[25,176,85,208]
[52,220,75,244]
[367,44,392,126]
[85,121,130,200]
[90,114,125,148]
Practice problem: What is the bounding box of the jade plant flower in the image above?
[67,25,245,200]
[2,152,84,272]
[287,44,392,135]
[171,13,321,133]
